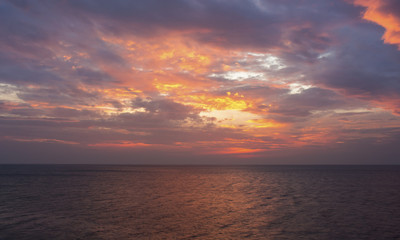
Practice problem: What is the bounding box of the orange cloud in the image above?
[205,147,266,155]
[354,0,400,49]
[98,87,142,99]
[181,94,251,111]
[99,32,230,78]
[246,119,286,128]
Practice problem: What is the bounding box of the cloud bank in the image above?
[1,0,400,164]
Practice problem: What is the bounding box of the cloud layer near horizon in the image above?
[1,0,400,164]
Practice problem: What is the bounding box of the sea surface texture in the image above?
[1,165,400,240]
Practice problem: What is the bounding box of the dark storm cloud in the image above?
[0,1,89,57]
[94,49,127,66]
[0,53,64,85]
[310,22,400,111]
[0,111,238,146]
[267,88,346,117]
[0,0,122,85]
[66,0,279,48]
[0,2,49,45]
[74,67,115,85]
[17,85,97,106]
[61,0,361,50]
[377,0,400,19]
[9,107,45,117]
[131,97,200,121]
[50,108,99,118]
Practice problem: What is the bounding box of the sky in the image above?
[1,0,400,164]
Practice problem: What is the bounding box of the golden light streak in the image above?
[246,119,286,128]
[98,88,142,99]
[206,147,266,155]
[7,137,79,145]
[177,93,252,111]
[88,141,152,148]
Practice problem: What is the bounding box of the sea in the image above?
[0,165,400,240]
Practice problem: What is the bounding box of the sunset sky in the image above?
[1,0,400,164]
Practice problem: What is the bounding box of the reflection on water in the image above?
[1,165,400,239]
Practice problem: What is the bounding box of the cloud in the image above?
[267,88,346,117]
[308,21,400,113]
[1,0,400,163]
[354,0,400,49]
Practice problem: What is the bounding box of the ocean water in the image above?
[0,165,400,240]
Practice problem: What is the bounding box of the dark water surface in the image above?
[1,165,400,240]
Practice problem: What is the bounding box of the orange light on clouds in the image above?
[246,119,286,128]
[176,93,252,111]
[206,147,266,155]
[154,80,186,95]
[99,87,143,99]
[99,32,227,77]
[354,0,400,49]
